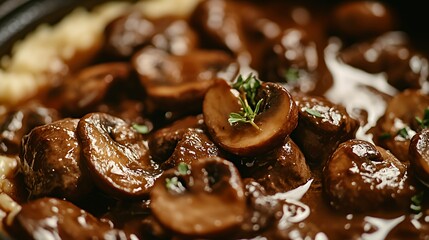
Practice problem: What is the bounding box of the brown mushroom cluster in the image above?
[1,0,429,239]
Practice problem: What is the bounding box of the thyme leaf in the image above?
[416,108,429,128]
[378,132,392,140]
[397,127,410,139]
[284,67,300,83]
[305,108,323,118]
[410,192,424,213]
[132,124,149,134]
[165,176,186,193]
[228,73,263,130]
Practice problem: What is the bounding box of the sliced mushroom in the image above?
[20,118,92,202]
[104,11,157,58]
[140,215,172,240]
[292,95,359,167]
[240,137,312,194]
[148,114,204,163]
[77,112,160,198]
[339,32,429,91]
[132,47,238,112]
[260,28,333,96]
[0,102,60,155]
[95,99,151,127]
[372,89,429,163]
[9,198,115,240]
[151,157,246,238]
[46,62,131,117]
[162,128,220,170]
[409,129,429,186]
[203,80,298,156]
[324,139,415,212]
[331,1,394,39]
[239,179,282,238]
[104,11,198,58]
[151,18,199,56]
[190,0,248,55]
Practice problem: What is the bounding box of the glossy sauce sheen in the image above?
[1,0,429,239]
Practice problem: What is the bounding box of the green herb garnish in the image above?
[415,108,429,128]
[378,132,392,140]
[177,162,189,175]
[228,74,263,130]
[165,176,185,193]
[284,67,300,83]
[305,108,323,118]
[410,192,424,213]
[397,127,410,139]
[132,124,149,134]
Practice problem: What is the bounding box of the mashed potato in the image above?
[0,0,200,105]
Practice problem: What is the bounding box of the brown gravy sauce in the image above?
[225,1,429,239]
[1,0,429,239]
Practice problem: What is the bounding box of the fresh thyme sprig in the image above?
[228,74,263,130]
[415,108,429,129]
[397,127,410,139]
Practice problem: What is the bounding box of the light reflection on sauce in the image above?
[324,37,397,142]
[361,215,405,240]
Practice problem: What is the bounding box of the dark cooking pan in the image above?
[0,0,428,239]
[0,0,428,57]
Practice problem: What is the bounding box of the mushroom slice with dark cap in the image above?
[77,112,160,198]
[239,179,283,238]
[409,129,429,186]
[240,137,312,194]
[324,139,415,212]
[203,78,298,156]
[330,1,394,40]
[20,118,92,202]
[104,11,198,58]
[150,157,246,238]
[260,28,333,96]
[339,32,429,91]
[148,114,204,164]
[0,102,60,155]
[161,128,220,170]
[46,62,131,117]
[132,47,238,111]
[292,95,359,168]
[372,89,429,163]
[9,198,118,240]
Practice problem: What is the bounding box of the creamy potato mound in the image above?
[0,0,200,105]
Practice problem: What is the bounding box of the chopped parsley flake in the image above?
[132,124,149,134]
[177,162,189,175]
[410,192,424,213]
[284,67,300,83]
[305,108,323,118]
[165,176,185,193]
[379,132,392,140]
